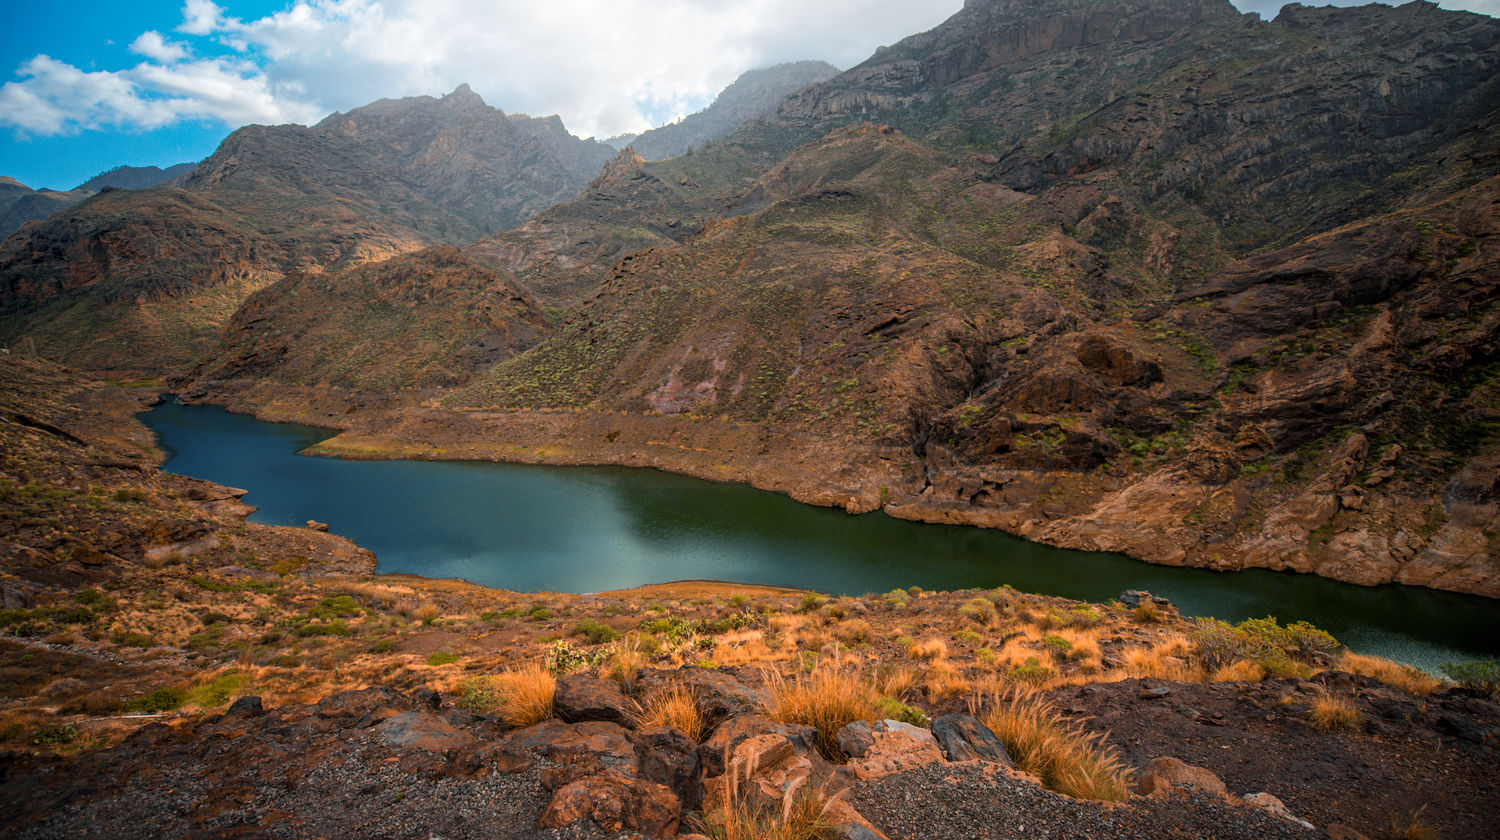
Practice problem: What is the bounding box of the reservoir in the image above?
[144,400,1500,672]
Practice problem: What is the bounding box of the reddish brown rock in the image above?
[536,774,680,836]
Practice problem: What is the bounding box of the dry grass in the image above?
[978,688,1132,802]
[874,665,920,701]
[762,661,877,760]
[697,759,840,840]
[923,661,972,700]
[1210,659,1267,682]
[907,638,948,661]
[1342,653,1442,695]
[1387,806,1443,840]
[601,633,649,684]
[1116,636,1202,682]
[832,619,872,645]
[635,684,706,741]
[493,662,556,727]
[1307,690,1362,732]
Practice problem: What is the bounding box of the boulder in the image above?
[503,720,641,788]
[930,714,1014,765]
[537,774,680,836]
[837,719,945,780]
[370,711,472,751]
[555,674,634,727]
[1136,756,1228,797]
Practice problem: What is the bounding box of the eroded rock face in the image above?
[554,674,635,727]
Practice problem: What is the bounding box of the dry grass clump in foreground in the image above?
[696,766,840,840]
[978,688,1132,802]
[487,662,556,727]
[1342,652,1442,695]
[1388,806,1443,840]
[762,661,878,761]
[635,684,706,742]
[1307,689,1362,732]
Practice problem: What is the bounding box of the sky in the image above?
[1,0,1496,191]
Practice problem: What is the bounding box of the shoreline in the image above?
[171,378,1500,600]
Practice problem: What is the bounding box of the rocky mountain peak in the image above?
[442,82,487,109]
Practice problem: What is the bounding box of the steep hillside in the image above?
[191,245,547,390]
[613,61,840,160]
[0,86,613,370]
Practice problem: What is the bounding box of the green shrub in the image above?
[875,696,930,727]
[371,639,398,653]
[795,593,825,614]
[122,687,187,713]
[1042,635,1072,655]
[1440,660,1500,695]
[31,725,80,746]
[426,652,459,666]
[309,595,362,619]
[572,619,621,645]
[294,620,350,637]
[527,605,554,621]
[548,640,610,674]
[1012,657,1053,685]
[1191,616,1340,673]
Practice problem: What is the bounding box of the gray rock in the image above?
[554,674,634,727]
[931,714,1014,766]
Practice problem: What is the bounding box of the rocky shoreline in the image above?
[179,376,1500,600]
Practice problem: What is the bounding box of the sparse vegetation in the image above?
[762,660,877,761]
[979,688,1131,801]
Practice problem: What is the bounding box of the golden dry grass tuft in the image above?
[492,662,556,727]
[1307,690,1362,732]
[1342,653,1441,695]
[907,638,948,661]
[1210,659,1267,682]
[696,763,840,840]
[978,688,1132,802]
[1116,636,1202,682]
[762,661,878,761]
[635,684,706,742]
[601,633,649,685]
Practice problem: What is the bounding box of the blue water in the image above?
[144,400,1500,671]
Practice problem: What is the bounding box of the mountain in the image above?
[74,162,198,193]
[612,61,840,160]
[0,177,90,242]
[0,85,615,370]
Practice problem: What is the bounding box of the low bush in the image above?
[121,687,187,714]
[426,652,459,666]
[572,619,621,645]
[1440,660,1500,695]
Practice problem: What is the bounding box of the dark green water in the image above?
[143,400,1499,672]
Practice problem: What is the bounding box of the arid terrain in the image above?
[0,356,1495,839]
[2,0,1499,837]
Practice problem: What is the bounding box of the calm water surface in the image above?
[144,400,1500,671]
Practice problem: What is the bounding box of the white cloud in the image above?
[2,0,1496,141]
[179,0,227,36]
[0,52,318,136]
[130,31,190,64]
